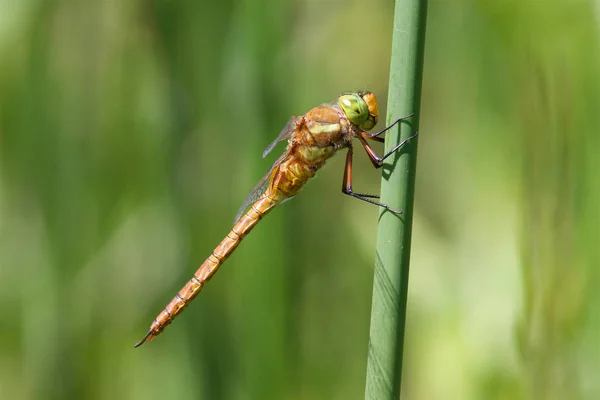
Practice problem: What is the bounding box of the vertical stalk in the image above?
[364,0,428,399]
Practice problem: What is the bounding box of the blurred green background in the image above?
[0,0,598,399]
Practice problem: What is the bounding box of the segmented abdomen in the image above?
[134,158,320,347]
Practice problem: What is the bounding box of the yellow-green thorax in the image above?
[293,92,380,165]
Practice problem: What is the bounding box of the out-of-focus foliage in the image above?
[0,0,597,399]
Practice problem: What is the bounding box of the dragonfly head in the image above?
[338,92,379,131]
[360,92,379,130]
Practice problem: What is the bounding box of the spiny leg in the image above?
[358,132,419,168]
[364,113,414,141]
[341,146,402,215]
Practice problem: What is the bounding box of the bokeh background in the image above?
[1,0,598,399]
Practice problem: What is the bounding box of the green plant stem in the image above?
[364,0,428,398]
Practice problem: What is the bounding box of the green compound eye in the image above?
[338,93,369,127]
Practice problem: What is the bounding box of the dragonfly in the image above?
[134,91,417,347]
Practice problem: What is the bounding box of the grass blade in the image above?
[364,0,428,398]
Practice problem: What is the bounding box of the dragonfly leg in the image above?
[342,146,403,215]
[364,113,414,140]
[358,132,418,168]
[365,135,385,143]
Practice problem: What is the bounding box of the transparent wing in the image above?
[234,151,291,223]
[262,116,298,158]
